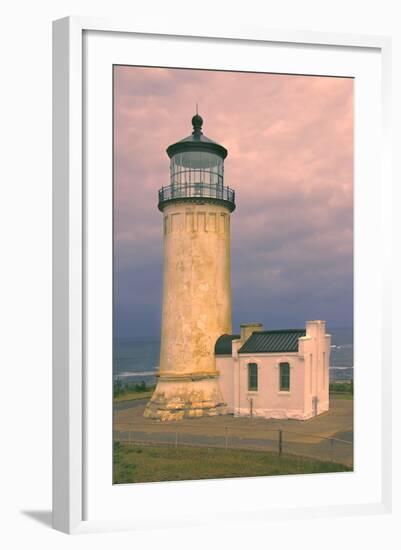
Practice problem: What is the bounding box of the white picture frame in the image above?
[52,16,392,534]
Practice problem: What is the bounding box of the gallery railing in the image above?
[158,182,235,211]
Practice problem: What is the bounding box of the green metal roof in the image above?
[238,329,306,354]
[215,334,240,355]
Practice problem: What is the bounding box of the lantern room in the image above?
[158,113,235,211]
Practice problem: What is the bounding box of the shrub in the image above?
[113,378,125,397]
[329,381,353,394]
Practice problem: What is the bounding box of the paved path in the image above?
[114,397,353,466]
[114,399,146,412]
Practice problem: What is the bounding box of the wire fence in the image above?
[113,424,353,467]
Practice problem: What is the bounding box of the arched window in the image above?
[248,363,258,391]
[279,362,290,391]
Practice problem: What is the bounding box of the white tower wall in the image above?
[144,201,232,420]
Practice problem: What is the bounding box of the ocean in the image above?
[113,327,353,384]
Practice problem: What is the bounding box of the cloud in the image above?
[114,66,353,337]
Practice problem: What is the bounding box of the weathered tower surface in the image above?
[144,113,236,421]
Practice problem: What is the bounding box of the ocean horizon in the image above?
[113,326,353,384]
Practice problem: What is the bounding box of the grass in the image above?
[113,379,156,403]
[330,392,353,400]
[113,381,353,404]
[329,381,353,401]
[330,381,353,393]
[114,390,353,403]
[113,442,351,484]
[113,390,153,403]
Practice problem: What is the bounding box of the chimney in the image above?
[240,322,263,343]
[306,320,326,338]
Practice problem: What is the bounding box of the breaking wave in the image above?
[114,369,158,379]
[330,366,353,370]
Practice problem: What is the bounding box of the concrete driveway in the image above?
[114,396,353,466]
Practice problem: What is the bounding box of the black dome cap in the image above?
[166,113,228,159]
[191,113,203,134]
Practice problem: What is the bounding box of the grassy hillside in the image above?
[113,442,351,484]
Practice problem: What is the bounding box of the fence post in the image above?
[128,430,131,445]
[330,438,334,462]
[225,426,228,450]
[278,429,283,457]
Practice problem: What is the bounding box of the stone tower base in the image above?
[144,374,227,421]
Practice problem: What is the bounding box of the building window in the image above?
[279,362,290,391]
[248,363,258,391]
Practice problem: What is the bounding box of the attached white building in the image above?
[215,320,331,420]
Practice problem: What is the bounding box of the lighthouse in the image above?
[144,113,236,421]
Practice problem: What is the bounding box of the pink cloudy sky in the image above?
[114,66,353,338]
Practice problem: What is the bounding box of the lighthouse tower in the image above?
[144,113,236,421]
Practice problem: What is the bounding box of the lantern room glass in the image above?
[170,151,224,198]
